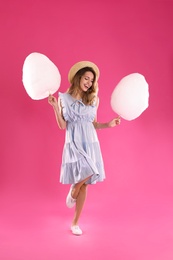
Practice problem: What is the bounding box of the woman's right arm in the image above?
[48,94,67,129]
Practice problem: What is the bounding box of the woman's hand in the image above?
[108,116,121,128]
[48,94,58,109]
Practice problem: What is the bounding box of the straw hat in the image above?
[68,61,100,83]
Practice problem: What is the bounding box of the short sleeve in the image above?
[58,92,68,121]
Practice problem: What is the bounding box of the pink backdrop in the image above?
[1,0,173,259]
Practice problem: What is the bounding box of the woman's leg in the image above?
[67,176,92,234]
[71,176,90,200]
[72,183,88,227]
[66,176,91,209]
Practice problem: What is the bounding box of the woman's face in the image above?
[79,71,94,92]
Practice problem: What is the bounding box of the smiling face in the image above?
[68,67,97,104]
[79,71,94,92]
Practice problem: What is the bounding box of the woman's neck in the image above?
[72,90,84,100]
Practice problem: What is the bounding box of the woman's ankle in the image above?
[71,221,78,227]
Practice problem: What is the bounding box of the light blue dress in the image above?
[59,92,105,185]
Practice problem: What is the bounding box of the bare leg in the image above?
[72,183,88,226]
[71,176,91,199]
[69,176,92,234]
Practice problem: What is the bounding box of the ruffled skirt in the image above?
[60,121,105,184]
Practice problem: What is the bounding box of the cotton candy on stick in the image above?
[111,73,149,120]
[22,52,61,100]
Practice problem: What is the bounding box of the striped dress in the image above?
[59,92,105,185]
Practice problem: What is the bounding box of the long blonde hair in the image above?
[67,67,98,105]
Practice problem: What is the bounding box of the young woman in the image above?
[48,61,120,235]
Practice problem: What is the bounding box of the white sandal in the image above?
[71,225,83,235]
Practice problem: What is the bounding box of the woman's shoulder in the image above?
[58,91,67,97]
[58,92,70,100]
[58,92,74,106]
[91,95,99,107]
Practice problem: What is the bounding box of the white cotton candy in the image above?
[111,73,149,120]
[22,52,61,100]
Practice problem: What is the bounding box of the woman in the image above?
[48,61,120,235]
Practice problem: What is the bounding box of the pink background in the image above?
[1,0,173,259]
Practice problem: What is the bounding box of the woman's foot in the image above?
[71,225,83,235]
[66,185,76,208]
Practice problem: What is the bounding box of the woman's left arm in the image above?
[92,97,121,129]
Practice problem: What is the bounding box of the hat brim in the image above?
[68,61,100,84]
